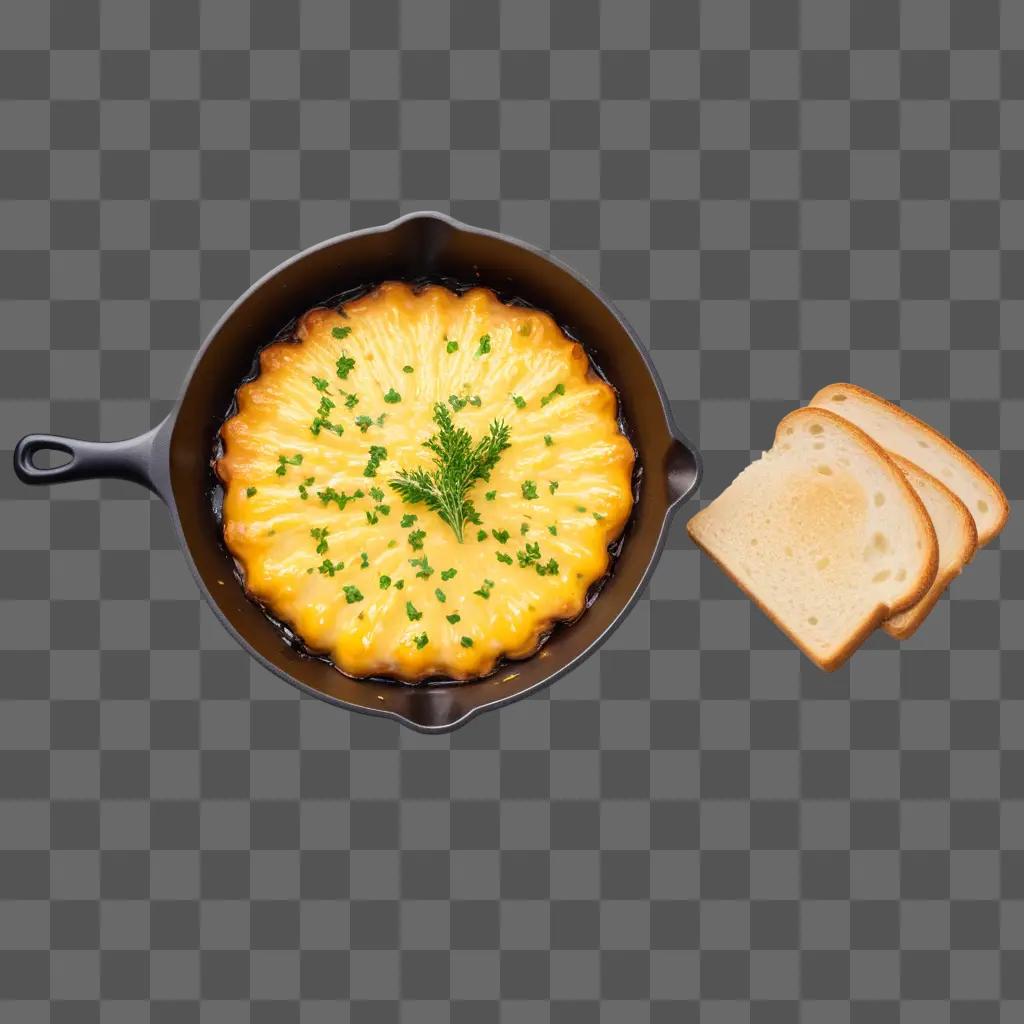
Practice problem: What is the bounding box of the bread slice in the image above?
[809,383,1009,546]
[882,454,978,640]
[687,407,938,671]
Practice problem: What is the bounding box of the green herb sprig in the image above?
[362,445,387,477]
[540,382,565,406]
[388,402,511,543]
[317,486,363,511]
[410,555,433,579]
[276,453,303,476]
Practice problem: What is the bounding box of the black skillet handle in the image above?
[666,435,703,509]
[13,428,161,496]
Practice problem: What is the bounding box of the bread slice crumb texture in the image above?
[809,383,1009,546]
[687,408,938,671]
[882,454,978,640]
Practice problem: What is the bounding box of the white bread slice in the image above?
[687,407,938,671]
[882,454,978,640]
[809,383,1009,546]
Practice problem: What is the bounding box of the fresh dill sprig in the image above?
[388,402,511,543]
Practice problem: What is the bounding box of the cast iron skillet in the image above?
[14,212,701,732]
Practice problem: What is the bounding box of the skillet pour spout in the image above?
[12,212,701,732]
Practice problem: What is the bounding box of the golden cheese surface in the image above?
[216,282,635,681]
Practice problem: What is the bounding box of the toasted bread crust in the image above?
[881,453,978,640]
[810,382,1010,547]
[687,406,939,671]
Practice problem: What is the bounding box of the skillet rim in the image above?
[110,212,703,732]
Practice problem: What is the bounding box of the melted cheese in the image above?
[217,282,635,681]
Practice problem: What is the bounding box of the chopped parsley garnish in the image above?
[388,402,511,544]
[298,476,315,500]
[468,395,482,407]
[335,353,355,378]
[402,365,414,374]
[413,632,429,649]
[369,486,384,501]
[535,558,559,577]
[332,326,352,340]
[318,486,363,510]
[383,388,401,404]
[343,585,363,604]
[343,392,359,409]
[312,376,330,391]
[475,334,491,356]
[485,490,496,501]
[476,529,488,542]
[446,339,458,353]
[520,523,530,535]
[310,527,329,555]
[544,434,553,446]
[310,415,343,437]
[440,568,457,581]
[521,480,538,500]
[358,552,369,568]
[379,575,391,589]
[540,382,566,406]
[491,529,509,545]
[375,504,390,516]
[394,579,405,590]
[387,539,397,549]
[407,529,426,551]
[460,636,474,648]
[448,394,468,412]
[362,445,387,477]
[366,509,378,525]
[593,512,605,521]
[517,542,541,568]
[317,558,343,576]
[410,555,433,579]
[576,505,587,513]
[434,588,446,603]
[473,579,494,599]
[406,601,422,622]
[276,453,303,476]
[245,486,257,498]
[446,613,461,624]
[511,394,526,409]
[354,415,374,433]
[549,480,559,494]
[496,551,513,565]
[400,513,417,528]
[547,524,558,535]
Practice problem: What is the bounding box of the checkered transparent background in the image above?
[1,0,1023,1019]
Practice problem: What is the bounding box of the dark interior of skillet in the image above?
[169,215,697,729]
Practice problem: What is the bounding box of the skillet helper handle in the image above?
[666,435,702,509]
[13,429,160,495]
